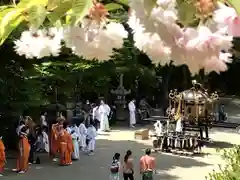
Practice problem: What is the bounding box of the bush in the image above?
[208,145,240,180]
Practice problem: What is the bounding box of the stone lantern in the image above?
[111,74,131,121]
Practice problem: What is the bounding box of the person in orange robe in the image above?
[50,117,64,162]
[12,127,31,174]
[0,136,6,176]
[58,123,73,166]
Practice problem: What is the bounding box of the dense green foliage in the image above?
[208,146,240,180]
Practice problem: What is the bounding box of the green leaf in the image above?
[26,5,47,29]
[0,9,23,45]
[47,0,61,11]
[105,3,123,11]
[72,0,93,25]
[118,0,128,5]
[47,0,72,24]
[17,0,48,9]
[0,16,24,45]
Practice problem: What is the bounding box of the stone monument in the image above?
[111,74,131,121]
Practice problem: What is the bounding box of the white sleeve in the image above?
[84,125,87,134]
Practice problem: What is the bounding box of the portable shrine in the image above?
[168,80,219,139]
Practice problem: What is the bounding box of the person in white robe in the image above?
[71,130,80,160]
[36,127,49,153]
[99,100,111,132]
[72,124,80,137]
[154,120,163,136]
[42,128,49,153]
[128,99,136,128]
[86,122,97,155]
[66,125,72,134]
[175,115,183,134]
[40,112,48,128]
[79,121,87,150]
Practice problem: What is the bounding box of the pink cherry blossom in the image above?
[214,2,240,37]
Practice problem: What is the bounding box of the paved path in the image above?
[2,127,240,180]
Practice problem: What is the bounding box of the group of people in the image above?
[109,148,156,180]
[50,117,97,165]
[76,99,139,129]
[0,113,98,176]
[82,99,138,129]
[0,98,154,178]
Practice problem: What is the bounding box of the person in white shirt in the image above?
[86,121,97,155]
[99,100,111,132]
[128,99,136,128]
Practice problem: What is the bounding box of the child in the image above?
[71,130,79,160]
[0,136,6,176]
[79,120,87,151]
[109,153,120,180]
[86,121,97,155]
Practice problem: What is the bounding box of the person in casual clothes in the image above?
[92,103,100,131]
[219,104,227,122]
[83,100,92,126]
[0,135,6,176]
[140,148,156,180]
[110,153,121,180]
[28,126,37,164]
[123,150,134,180]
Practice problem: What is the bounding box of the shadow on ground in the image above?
[206,140,235,149]
[3,138,209,180]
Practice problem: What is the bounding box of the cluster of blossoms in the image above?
[14,0,240,74]
[14,28,63,59]
[128,0,240,74]
[14,2,128,62]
